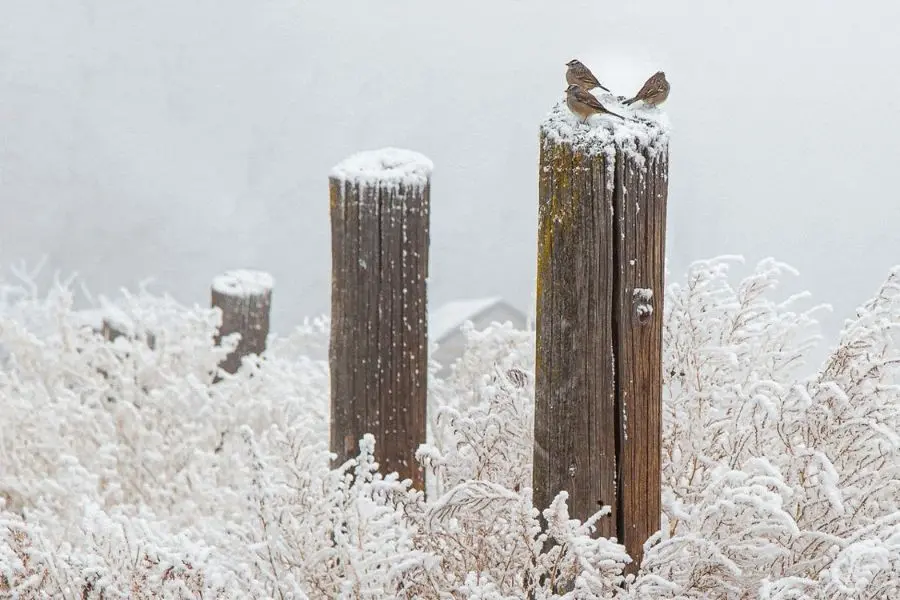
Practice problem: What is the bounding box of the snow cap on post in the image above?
[329,147,434,193]
[541,93,670,160]
[211,269,275,299]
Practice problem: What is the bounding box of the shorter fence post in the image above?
[211,270,274,375]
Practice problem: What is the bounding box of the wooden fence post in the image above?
[101,312,156,350]
[328,148,432,490]
[533,102,669,571]
[211,270,274,375]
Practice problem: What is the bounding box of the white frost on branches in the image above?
[1,256,900,598]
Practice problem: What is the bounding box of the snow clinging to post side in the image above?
[330,147,433,193]
[211,269,275,298]
[633,288,653,303]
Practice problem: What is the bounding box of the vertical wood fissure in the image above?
[611,150,626,543]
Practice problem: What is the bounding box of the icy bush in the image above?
[1,256,899,598]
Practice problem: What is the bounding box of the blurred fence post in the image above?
[101,312,156,350]
[533,101,669,572]
[328,148,432,490]
[211,270,274,375]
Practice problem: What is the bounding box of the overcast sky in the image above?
[2,0,899,352]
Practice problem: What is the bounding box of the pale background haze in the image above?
[2,0,899,356]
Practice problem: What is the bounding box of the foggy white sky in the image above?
[2,0,899,352]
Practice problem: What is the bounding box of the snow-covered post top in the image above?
[540,95,669,160]
[329,147,433,203]
[211,269,274,377]
[533,94,669,572]
[327,148,431,491]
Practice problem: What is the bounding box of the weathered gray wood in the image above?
[211,270,273,375]
[328,153,430,490]
[534,114,668,572]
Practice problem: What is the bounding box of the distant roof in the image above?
[429,296,508,342]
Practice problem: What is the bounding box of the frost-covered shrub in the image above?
[422,322,535,496]
[642,258,900,599]
[1,257,899,598]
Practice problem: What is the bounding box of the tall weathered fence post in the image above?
[328,148,432,489]
[533,101,669,571]
[211,270,274,375]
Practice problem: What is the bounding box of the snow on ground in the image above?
[3,257,900,597]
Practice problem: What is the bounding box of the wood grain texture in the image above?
[534,131,668,572]
[535,134,617,539]
[614,148,668,570]
[211,282,272,375]
[328,177,429,490]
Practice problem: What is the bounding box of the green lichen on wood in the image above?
[536,132,607,380]
[537,132,605,297]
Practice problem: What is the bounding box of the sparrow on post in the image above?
[565,59,611,93]
[622,71,670,107]
[565,84,625,123]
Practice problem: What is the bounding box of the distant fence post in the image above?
[101,312,157,350]
[211,270,274,375]
[328,148,432,490]
[533,103,669,571]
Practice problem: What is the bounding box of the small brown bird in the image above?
[565,59,611,93]
[623,71,670,107]
[565,84,624,123]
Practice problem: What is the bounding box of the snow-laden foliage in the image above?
[1,256,899,598]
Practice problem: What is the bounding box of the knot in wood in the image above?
[632,287,654,326]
